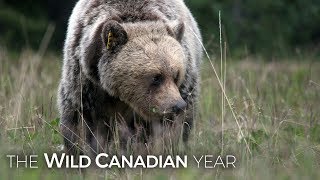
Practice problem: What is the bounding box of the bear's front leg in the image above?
[60,109,82,155]
[182,108,194,144]
[180,82,199,145]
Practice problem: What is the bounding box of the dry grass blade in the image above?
[188,12,252,154]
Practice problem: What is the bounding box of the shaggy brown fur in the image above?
[58,0,202,156]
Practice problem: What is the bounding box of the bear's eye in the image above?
[151,74,164,86]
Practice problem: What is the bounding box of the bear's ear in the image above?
[102,21,128,52]
[80,20,106,84]
[167,20,185,42]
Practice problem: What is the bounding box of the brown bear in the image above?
[58,0,202,156]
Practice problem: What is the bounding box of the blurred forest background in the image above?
[1,1,320,180]
[0,0,320,57]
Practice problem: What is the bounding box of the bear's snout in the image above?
[171,99,187,114]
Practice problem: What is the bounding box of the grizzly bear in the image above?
[58,0,202,156]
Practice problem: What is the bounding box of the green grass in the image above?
[0,48,320,179]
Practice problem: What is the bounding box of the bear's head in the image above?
[80,19,187,120]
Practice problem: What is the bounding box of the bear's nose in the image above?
[172,100,187,114]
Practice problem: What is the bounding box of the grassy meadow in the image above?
[0,47,319,179]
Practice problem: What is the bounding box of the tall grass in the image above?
[0,44,320,179]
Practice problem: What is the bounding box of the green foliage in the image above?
[0,6,48,50]
[1,0,320,56]
[246,129,269,151]
[309,124,320,143]
[186,0,320,56]
[48,118,61,145]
